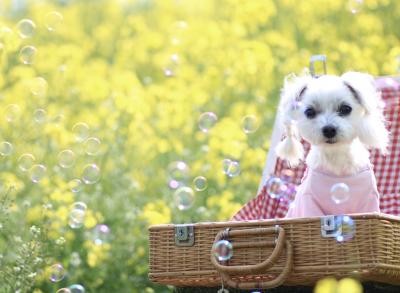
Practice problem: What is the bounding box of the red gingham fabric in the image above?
[233,77,400,221]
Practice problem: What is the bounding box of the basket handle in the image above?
[210,226,293,289]
[210,226,286,274]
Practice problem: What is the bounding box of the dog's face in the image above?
[275,72,389,166]
[295,75,366,147]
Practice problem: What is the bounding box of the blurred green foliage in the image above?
[0,0,399,292]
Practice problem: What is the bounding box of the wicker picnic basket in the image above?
[149,70,400,289]
[149,213,400,289]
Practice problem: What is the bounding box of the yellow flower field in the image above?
[0,0,399,292]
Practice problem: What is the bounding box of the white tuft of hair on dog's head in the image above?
[341,71,389,154]
[275,75,313,166]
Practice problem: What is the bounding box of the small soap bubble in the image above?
[69,209,85,229]
[241,115,259,134]
[30,77,48,96]
[168,161,189,182]
[336,215,355,242]
[163,68,175,77]
[69,179,83,193]
[266,176,286,199]
[72,122,90,142]
[198,112,218,133]
[212,240,233,262]
[330,183,350,204]
[168,179,181,189]
[16,19,36,38]
[193,176,207,191]
[281,169,295,183]
[170,53,179,64]
[93,224,111,245]
[0,141,13,156]
[4,104,21,122]
[56,289,71,293]
[82,164,100,184]
[84,137,101,155]
[349,0,364,14]
[45,11,63,32]
[29,164,46,183]
[222,159,240,177]
[289,101,303,121]
[33,108,46,123]
[19,45,37,64]
[68,284,85,293]
[18,153,35,171]
[174,186,195,210]
[58,149,76,168]
[49,263,65,282]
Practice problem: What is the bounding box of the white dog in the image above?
[276,72,389,218]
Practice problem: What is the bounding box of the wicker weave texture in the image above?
[149,214,400,288]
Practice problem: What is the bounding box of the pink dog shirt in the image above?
[285,166,380,218]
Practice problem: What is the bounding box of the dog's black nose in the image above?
[322,126,337,138]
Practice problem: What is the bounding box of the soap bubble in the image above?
[56,289,71,293]
[72,122,90,142]
[330,183,350,204]
[336,215,355,242]
[16,19,36,38]
[222,159,240,177]
[93,224,111,245]
[29,164,46,183]
[4,104,21,122]
[289,101,303,121]
[241,115,259,134]
[58,149,76,168]
[18,153,35,171]
[69,284,85,293]
[349,0,364,14]
[82,164,100,184]
[163,68,174,77]
[281,169,295,183]
[266,177,285,199]
[45,11,63,31]
[168,161,189,182]
[29,77,48,96]
[69,179,83,193]
[84,137,101,155]
[49,263,65,282]
[0,141,13,156]
[33,109,47,123]
[193,176,207,191]
[174,186,195,210]
[19,45,37,64]
[69,209,85,229]
[198,112,218,133]
[212,240,233,262]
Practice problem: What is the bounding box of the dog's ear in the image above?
[275,75,311,166]
[341,71,389,154]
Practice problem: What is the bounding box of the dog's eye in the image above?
[304,108,316,119]
[338,105,352,116]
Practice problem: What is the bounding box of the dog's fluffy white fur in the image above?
[276,72,389,175]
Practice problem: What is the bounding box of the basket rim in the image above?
[148,212,400,231]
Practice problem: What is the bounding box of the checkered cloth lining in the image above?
[233,80,400,221]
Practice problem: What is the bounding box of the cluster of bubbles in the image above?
[212,240,233,262]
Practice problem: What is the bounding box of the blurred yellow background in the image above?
[0,0,399,292]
